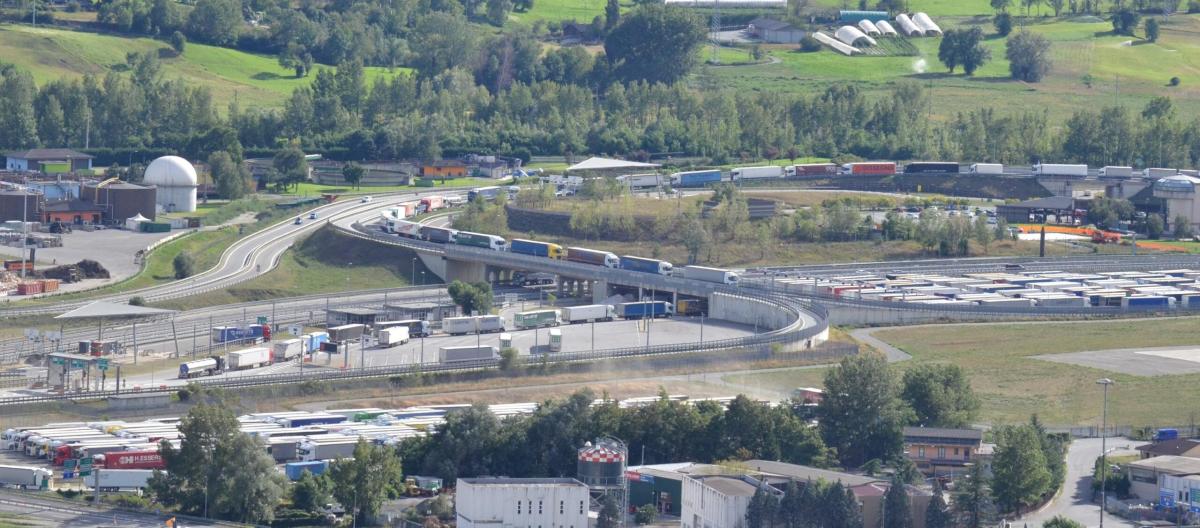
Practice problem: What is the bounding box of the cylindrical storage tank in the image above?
[85,182,157,223]
[894,14,922,36]
[0,191,42,222]
[857,19,881,36]
[912,12,942,35]
[143,156,198,213]
[576,440,626,488]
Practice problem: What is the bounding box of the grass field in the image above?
[0,24,409,109]
[726,318,1200,427]
[699,14,1200,121]
[152,225,431,310]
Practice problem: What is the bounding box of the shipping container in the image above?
[227,347,271,370]
[969,163,1004,175]
[1099,166,1134,178]
[454,231,507,251]
[619,255,673,275]
[618,301,674,319]
[279,415,347,428]
[730,166,784,180]
[561,304,616,323]
[514,309,561,329]
[1032,164,1088,177]
[285,460,329,481]
[328,324,367,342]
[95,450,165,470]
[566,247,619,268]
[548,328,562,353]
[903,162,960,174]
[272,339,303,361]
[786,163,838,177]
[16,282,41,295]
[840,162,897,176]
[677,265,739,285]
[442,316,504,335]
[378,326,410,346]
[438,345,499,363]
[1121,295,1171,309]
[670,170,723,188]
[140,222,171,233]
[419,225,457,244]
[510,239,566,259]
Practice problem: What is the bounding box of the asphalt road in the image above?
[1020,437,1146,528]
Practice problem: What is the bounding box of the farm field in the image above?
[727,317,1200,427]
[698,14,1200,121]
[0,24,409,109]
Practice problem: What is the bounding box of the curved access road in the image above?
[0,191,447,317]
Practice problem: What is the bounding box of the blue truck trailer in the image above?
[671,170,723,188]
[618,301,674,319]
[619,256,673,275]
[510,239,565,259]
[285,460,329,481]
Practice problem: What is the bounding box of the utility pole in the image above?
[1098,377,1114,528]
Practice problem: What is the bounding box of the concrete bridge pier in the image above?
[444,258,488,284]
[591,280,610,304]
[1037,177,1074,197]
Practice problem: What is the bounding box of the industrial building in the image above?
[1127,456,1200,502]
[384,301,459,322]
[748,18,806,44]
[81,181,157,222]
[1154,175,1200,234]
[142,156,198,213]
[455,478,590,528]
[682,475,758,528]
[4,149,94,173]
[325,307,389,327]
[0,190,42,223]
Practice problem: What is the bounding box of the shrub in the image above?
[634,505,658,525]
[994,12,1013,37]
[799,35,822,52]
[1190,0,1200,13]
[1170,76,1181,86]
[128,296,146,306]
[172,252,195,279]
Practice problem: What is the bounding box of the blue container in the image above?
[675,170,722,188]
[282,415,347,428]
[511,239,552,257]
[285,460,329,481]
[619,256,670,275]
[839,10,889,23]
[1156,428,1179,441]
[618,301,671,319]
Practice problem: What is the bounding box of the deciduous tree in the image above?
[992,425,1052,513]
[1006,30,1052,82]
[901,364,980,427]
[604,4,707,84]
[819,353,909,467]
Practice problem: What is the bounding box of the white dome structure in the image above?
[894,14,923,36]
[143,156,198,213]
[857,19,881,36]
[875,20,898,36]
[912,12,943,36]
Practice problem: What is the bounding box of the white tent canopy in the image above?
[566,157,661,173]
[125,214,150,231]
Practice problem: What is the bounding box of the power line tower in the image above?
[710,0,721,64]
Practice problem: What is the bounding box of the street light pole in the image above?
[1098,377,1114,528]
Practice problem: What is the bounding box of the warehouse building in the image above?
[455,477,589,528]
[0,190,42,223]
[748,18,806,44]
[1127,456,1200,501]
[682,475,759,528]
[5,149,94,173]
[325,307,389,327]
[82,181,157,223]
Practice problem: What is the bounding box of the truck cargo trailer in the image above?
[730,166,783,180]
[273,339,303,361]
[1144,168,1179,179]
[86,469,155,492]
[671,170,723,187]
[618,301,674,319]
[561,304,616,323]
[378,326,410,346]
[1100,166,1133,178]
[95,450,165,470]
[1122,296,1172,309]
[969,163,1004,175]
[298,438,361,461]
[1032,164,1088,177]
[903,162,960,174]
[676,265,739,285]
[328,324,367,342]
[510,239,566,259]
[566,247,619,268]
[419,226,457,244]
[619,256,673,275]
[438,345,500,363]
[0,465,51,489]
[417,196,445,213]
[786,163,838,177]
[285,460,329,480]
[840,162,897,176]
[227,347,271,370]
[455,231,507,251]
[375,320,430,338]
[468,187,501,202]
[442,315,504,335]
[514,309,562,329]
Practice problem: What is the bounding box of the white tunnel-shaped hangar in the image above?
[912,12,943,35]
[894,14,923,36]
[835,25,877,47]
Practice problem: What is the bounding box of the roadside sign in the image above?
[70,360,86,370]
[64,459,76,470]
[97,359,109,371]
[79,458,92,468]
[51,357,64,365]
[288,325,302,337]
[257,316,268,325]
[79,469,91,477]
[45,331,62,341]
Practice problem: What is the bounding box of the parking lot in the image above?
[0,228,176,288]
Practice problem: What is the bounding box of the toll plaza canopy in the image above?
[56,301,176,339]
[565,157,661,177]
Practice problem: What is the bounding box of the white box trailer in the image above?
[969,163,1003,175]
[442,315,504,336]
[298,437,361,461]
[561,304,616,323]
[227,347,272,370]
[378,326,410,347]
[1144,168,1179,179]
[439,346,499,363]
[731,166,784,180]
[0,465,51,489]
[1032,164,1088,177]
[1100,166,1133,178]
[86,469,156,491]
[273,339,303,361]
[677,265,739,285]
